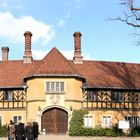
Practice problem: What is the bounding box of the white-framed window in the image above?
[46,81,65,93]
[102,116,112,128]
[13,116,22,124]
[4,91,13,101]
[84,115,93,127]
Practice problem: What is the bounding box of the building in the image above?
[0,31,140,133]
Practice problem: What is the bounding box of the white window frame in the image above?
[84,115,93,128]
[12,115,23,124]
[102,115,112,128]
[45,81,65,93]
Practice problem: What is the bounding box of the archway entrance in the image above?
[41,107,68,134]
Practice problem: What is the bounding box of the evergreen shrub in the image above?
[131,127,140,136]
[0,124,8,137]
[69,109,88,135]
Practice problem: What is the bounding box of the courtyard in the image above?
[1,135,140,140]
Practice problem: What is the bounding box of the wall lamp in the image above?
[70,106,73,111]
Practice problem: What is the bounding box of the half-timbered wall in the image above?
[82,89,140,110]
[0,90,26,109]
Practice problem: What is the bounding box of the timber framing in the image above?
[82,87,140,111]
[0,89,26,109]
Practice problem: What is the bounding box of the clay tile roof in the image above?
[0,48,83,88]
[0,60,40,88]
[73,60,140,89]
[1,47,140,90]
[33,47,82,77]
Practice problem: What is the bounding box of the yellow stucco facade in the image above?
[25,77,83,130]
[1,76,140,133]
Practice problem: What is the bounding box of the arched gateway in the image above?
[41,107,68,134]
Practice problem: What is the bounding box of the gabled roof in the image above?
[32,47,82,77]
[0,47,83,88]
[1,47,140,90]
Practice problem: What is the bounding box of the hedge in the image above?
[131,127,140,136]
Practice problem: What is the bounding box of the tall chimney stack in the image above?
[23,31,33,63]
[1,47,9,61]
[73,31,83,64]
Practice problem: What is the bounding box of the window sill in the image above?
[45,92,65,94]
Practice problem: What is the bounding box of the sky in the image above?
[0,0,140,63]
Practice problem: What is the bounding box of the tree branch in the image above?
[112,0,140,28]
[113,16,140,27]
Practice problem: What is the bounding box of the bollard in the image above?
[42,128,46,136]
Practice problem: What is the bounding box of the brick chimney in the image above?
[1,47,9,61]
[23,31,33,63]
[73,32,83,64]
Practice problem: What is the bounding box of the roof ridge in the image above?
[33,47,82,76]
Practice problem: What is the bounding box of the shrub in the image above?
[131,127,140,136]
[81,127,105,136]
[0,124,8,137]
[77,127,117,136]
[69,109,88,136]
[104,128,117,137]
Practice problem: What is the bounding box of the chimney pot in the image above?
[73,31,83,64]
[1,47,9,61]
[23,31,33,63]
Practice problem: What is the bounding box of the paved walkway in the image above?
[1,135,140,140]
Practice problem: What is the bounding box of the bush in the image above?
[75,127,118,136]
[69,109,88,136]
[0,124,8,137]
[104,128,117,137]
[131,127,140,136]
[80,127,105,136]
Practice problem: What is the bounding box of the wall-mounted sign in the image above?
[119,120,129,129]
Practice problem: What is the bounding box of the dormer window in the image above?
[46,81,65,93]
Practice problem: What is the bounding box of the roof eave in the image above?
[24,74,85,80]
[0,85,28,90]
[83,86,140,92]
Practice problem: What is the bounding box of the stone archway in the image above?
[41,107,68,134]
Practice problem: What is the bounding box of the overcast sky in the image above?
[0,0,140,63]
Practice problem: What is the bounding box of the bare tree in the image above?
[109,0,140,45]
[117,0,140,27]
